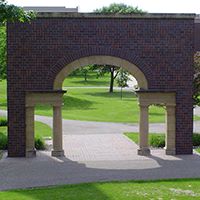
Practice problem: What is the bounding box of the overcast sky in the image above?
[7,0,200,13]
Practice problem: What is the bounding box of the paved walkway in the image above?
[1,109,200,190]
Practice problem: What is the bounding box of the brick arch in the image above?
[53,55,148,90]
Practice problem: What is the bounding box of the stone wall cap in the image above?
[36,12,196,19]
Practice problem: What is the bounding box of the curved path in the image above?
[1,109,200,190]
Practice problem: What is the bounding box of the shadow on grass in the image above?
[84,91,137,99]
[149,112,164,116]
[0,103,7,107]
[36,96,95,111]
[6,182,110,200]
[68,80,110,86]
[62,96,95,110]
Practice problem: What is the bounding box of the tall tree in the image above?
[94,3,146,92]
[0,0,35,80]
[94,3,145,14]
[0,0,35,25]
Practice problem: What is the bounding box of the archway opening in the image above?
[50,56,170,158]
[25,56,176,158]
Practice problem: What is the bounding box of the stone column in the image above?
[165,105,176,155]
[138,104,150,156]
[52,105,64,157]
[26,106,36,157]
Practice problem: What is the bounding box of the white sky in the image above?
[7,0,200,13]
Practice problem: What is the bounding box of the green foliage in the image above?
[78,65,95,82]
[0,26,6,79]
[0,120,51,150]
[196,148,200,153]
[125,132,165,148]
[0,134,46,150]
[35,137,46,150]
[0,132,7,149]
[0,0,36,79]
[94,3,146,14]
[192,133,200,146]
[0,0,36,25]
[125,132,200,148]
[150,134,165,148]
[0,118,7,126]
[116,68,130,88]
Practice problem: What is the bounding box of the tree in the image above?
[94,3,146,14]
[95,65,120,93]
[94,3,146,92]
[0,0,35,80]
[79,65,94,82]
[116,68,130,99]
[0,0,35,25]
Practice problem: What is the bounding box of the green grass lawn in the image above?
[196,148,200,153]
[63,72,111,87]
[0,80,6,110]
[125,132,165,148]
[0,119,52,139]
[1,77,200,123]
[125,132,164,144]
[35,88,165,123]
[0,179,200,200]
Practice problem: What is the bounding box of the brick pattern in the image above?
[195,23,200,51]
[7,17,194,156]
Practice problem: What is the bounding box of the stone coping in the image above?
[36,12,196,19]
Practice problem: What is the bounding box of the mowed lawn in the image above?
[63,72,111,87]
[0,120,52,139]
[0,179,200,200]
[35,88,165,123]
[1,75,199,123]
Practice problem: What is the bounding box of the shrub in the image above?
[0,119,7,126]
[0,132,7,150]
[150,135,165,148]
[35,137,46,150]
[193,134,200,146]
[0,134,46,150]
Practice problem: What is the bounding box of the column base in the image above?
[137,148,150,156]
[165,148,176,155]
[26,149,36,158]
[51,150,65,157]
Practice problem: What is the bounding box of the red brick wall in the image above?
[7,16,194,156]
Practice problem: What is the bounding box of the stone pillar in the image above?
[26,106,36,157]
[138,104,150,155]
[165,105,176,155]
[52,105,64,157]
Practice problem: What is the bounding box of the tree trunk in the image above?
[109,67,114,93]
[84,72,87,81]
